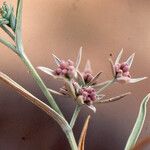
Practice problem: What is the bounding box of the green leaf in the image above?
[38,66,54,77]
[129,77,147,83]
[124,93,150,150]
[48,88,64,96]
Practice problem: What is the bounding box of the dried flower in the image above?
[110,49,147,84]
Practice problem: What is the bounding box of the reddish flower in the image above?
[54,59,75,79]
[110,49,147,84]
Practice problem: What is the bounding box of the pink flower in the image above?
[82,60,94,84]
[54,59,75,79]
[38,54,76,80]
[78,86,97,112]
[110,49,147,84]
[79,87,96,104]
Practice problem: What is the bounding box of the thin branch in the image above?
[96,79,115,94]
[95,92,131,104]
[70,105,81,128]
[1,25,15,41]
[0,37,18,54]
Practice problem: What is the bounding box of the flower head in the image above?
[79,87,96,104]
[38,54,76,80]
[0,2,16,31]
[54,59,75,79]
[110,49,147,84]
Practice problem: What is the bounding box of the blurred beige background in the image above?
[0,0,150,149]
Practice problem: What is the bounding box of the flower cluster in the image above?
[38,48,147,112]
[114,62,131,78]
[79,87,96,105]
[110,49,147,84]
[0,2,16,31]
[54,59,75,79]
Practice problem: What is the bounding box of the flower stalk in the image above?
[20,52,64,116]
[70,105,81,128]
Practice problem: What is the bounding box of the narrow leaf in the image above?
[52,54,61,66]
[115,48,123,65]
[129,77,147,83]
[76,47,82,69]
[48,88,64,96]
[109,58,115,76]
[95,92,131,104]
[38,66,54,77]
[78,115,91,150]
[96,94,105,100]
[92,80,111,89]
[126,53,135,69]
[0,72,71,132]
[124,93,150,150]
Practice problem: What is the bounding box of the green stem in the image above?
[1,25,15,41]
[20,52,63,116]
[0,37,17,54]
[70,105,81,128]
[97,79,115,94]
[65,129,78,150]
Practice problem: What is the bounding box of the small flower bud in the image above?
[0,2,16,31]
[79,87,97,105]
[54,59,75,79]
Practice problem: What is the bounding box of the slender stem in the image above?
[1,25,15,41]
[66,130,78,150]
[97,78,115,94]
[20,52,64,117]
[0,37,17,54]
[70,105,81,128]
